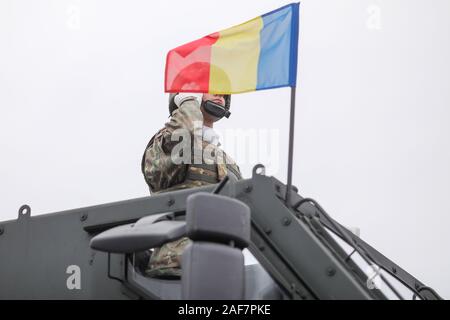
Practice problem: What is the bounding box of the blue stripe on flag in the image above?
[256,3,298,90]
[289,3,299,86]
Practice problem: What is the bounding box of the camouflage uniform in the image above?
[141,98,242,278]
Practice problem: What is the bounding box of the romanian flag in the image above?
[165,3,300,94]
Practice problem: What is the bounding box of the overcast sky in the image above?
[1,0,449,298]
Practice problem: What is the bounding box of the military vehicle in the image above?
[0,164,443,300]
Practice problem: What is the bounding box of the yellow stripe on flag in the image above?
[209,17,263,94]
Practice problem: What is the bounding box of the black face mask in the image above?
[201,100,231,120]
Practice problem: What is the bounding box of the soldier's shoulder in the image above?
[153,127,168,140]
[144,127,167,149]
[219,148,238,165]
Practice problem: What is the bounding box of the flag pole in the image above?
[285,2,300,206]
[285,86,296,206]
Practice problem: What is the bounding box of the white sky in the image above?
[1,0,449,299]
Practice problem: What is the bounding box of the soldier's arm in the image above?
[160,99,204,154]
[166,99,203,133]
[142,99,203,192]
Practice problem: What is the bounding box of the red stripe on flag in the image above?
[165,33,219,93]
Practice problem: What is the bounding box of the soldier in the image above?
[141,92,242,278]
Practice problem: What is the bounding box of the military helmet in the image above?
[168,93,231,116]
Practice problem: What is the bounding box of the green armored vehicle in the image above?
[0,164,443,300]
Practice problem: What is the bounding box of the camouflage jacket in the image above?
[141,99,242,194]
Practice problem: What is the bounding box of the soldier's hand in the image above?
[174,93,203,108]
